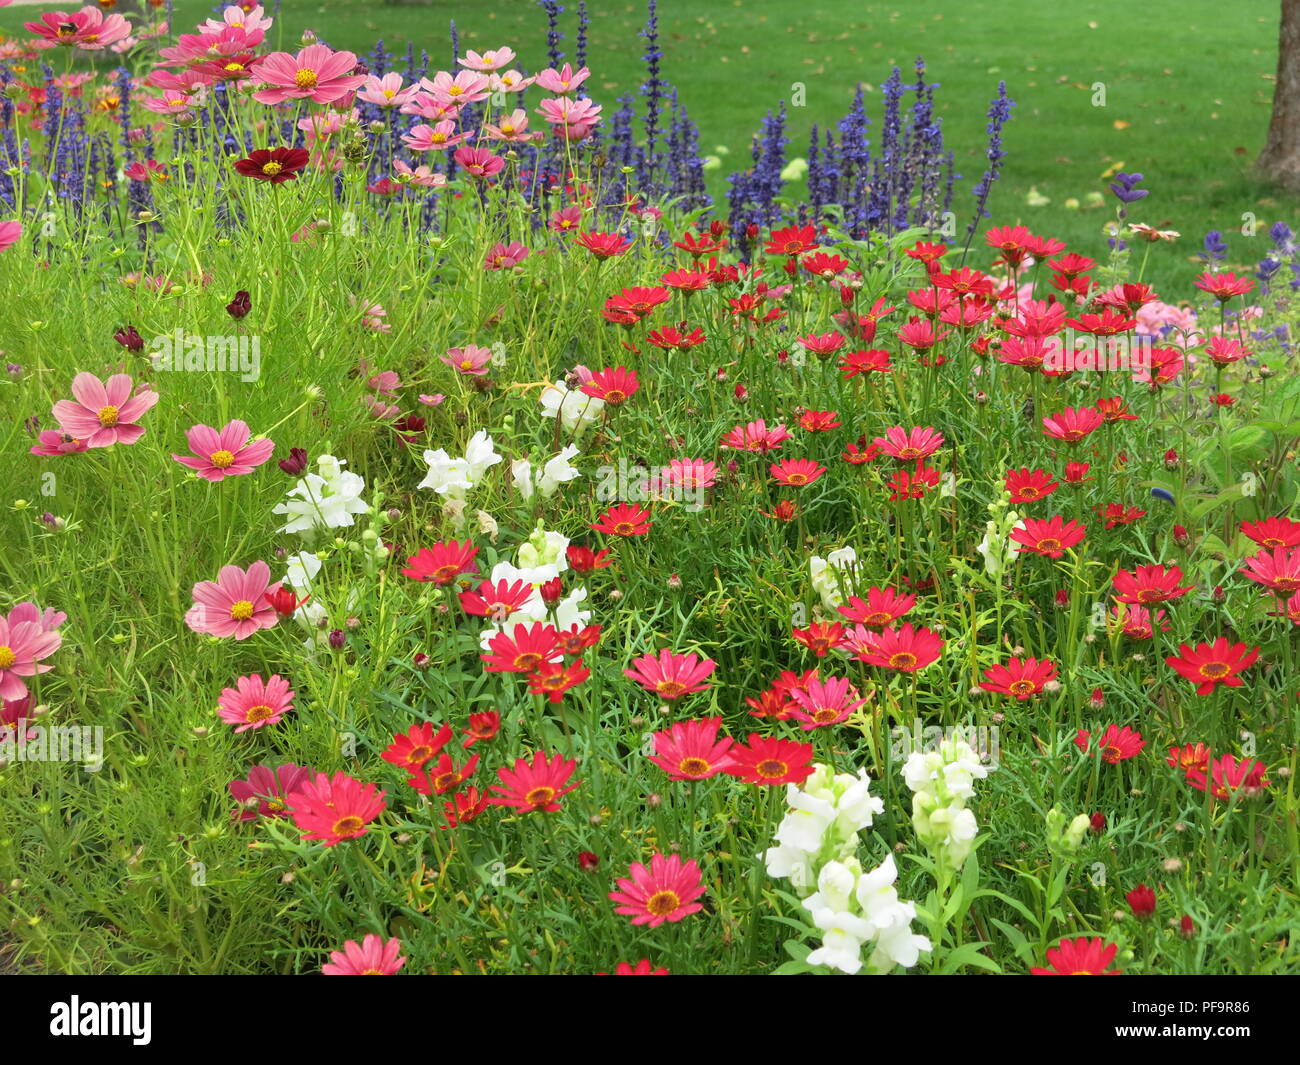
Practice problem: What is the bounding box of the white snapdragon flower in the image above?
[903,738,986,871]
[273,455,369,534]
[419,431,501,499]
[540,380,604,433]
[513,445,582,501]
[809,546,858,610]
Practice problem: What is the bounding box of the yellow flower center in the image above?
[0,646,15,669]
[889,652,917,669]
[244,704,276,723]
[525,786,555,807]
[229,600,255,621]
[295,68,318,90]
[224,62,245,73]
[1199,662,1229,678]
[262,161,283,176]
[646,890,681,917]
[678,757,711,776]
[97,405,120,427]
[331,815,365,837]
[210,449,235,469]
[655,680,686,699]
[407,745,433,765]
[382,89,395,99]
[756,759,788,779]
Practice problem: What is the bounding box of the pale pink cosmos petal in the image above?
[217,420,252,453]
[70,372,109,410]
[186,423,223,456]
[103,374,134,407]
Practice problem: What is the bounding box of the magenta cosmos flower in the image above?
[186,560,281,639]
[51,372,159,448]
[609,853,706,927]
[217,673,295,732]
[172,420,275,482]
[229,763,313,822]
[0,221,21,252]
[0,607,63,702]
[322,934,407,975]
[251,45,367,105]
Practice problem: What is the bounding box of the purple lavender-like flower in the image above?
[538,1,565,69]
[962,80,1014,252]
[1199,230,1229,264]
[1108,171,1148,204]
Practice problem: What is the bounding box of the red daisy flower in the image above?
[1165,638,1259,695]
[488,751,581,813]
[566,544,613,572]
[382,721,454,771]
[1184,753,1269,800]
[441,786,489,828]
[1004,467,1059,503]
[624,649,716,701]
[764,224,817,256]
[725,733,816,786]
[591,502,652,537]
[799,409,841,432]
[1193,271,1255,302]
[602,959,669,975]
[647,716,736,780]
[1239,546,1300,594]
[581,365,641,406]
[769,457,827,487]
[1041,406,1104,443]
[459,578,535,620]
[852,622,943,673]
[1010,516,1087,558]
[979,656,1057,700]
[609,853,706,927]
[402,539,479,585]
[839,348,893,378]
[526,657,591,702]
[480,621,559,673]
[792,621,846,657]
[463,711,501,747]
[1166,741,1212,774]
[1030,937,1121,975]
[1240,516,1300,550]
[407,751,480,796]
[575,231,632,258]
[838,586,917,628]
[1075,724,1146,763]
[287,771,387,847]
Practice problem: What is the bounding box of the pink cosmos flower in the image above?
[202,5,274,35]
[217,673,295,732]
[0,606,62,702]
[51,372,159,448]
[453,145,505,178]
[0,221,21,251]
[535,63,591,95]
[358,72,418,108]
[30,430,89,457]
[392,160,446,188]
[609,853,706,927]
[458,47,517,72]
[442,345,494,376]
[485,241,529,270]
[26,8,132,51]
[481,108,542,143]
[537,96,603,139]
[624,649,717,701]
[663,458,718,491]
[251,45,367,105]
[171,420,275,482]
[322,934,407,976]
[229,763,313,822]
[419,70,491,106]
[402,120,473,152]
[186,560,281,640]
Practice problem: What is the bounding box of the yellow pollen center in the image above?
[210,449,235,468]
[812,707,840,722]
[756,759,788,778]
[244,704,276,723]
[1200,662,1229,678]
[261,161,283,176]
[383,89,395,98]
[224,63,244,73]
[460,360,475,370]
[525,786,555,807]
[646,890,681,917]
[229,600,255,621]
[97,405,120,427]
[889,652,918,669]
[514,652,543,672]
[407,745,433,765]
[1008,680,1036,695]
[331,815,365,836]
[294,68,318,90]
[1038,538,1061,551]
[656,680,686,698]
[678,757,711,776]
[0,646,15,669]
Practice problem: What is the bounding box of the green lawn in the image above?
[1,0,1294,288]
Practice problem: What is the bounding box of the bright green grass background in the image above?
[2,1,1294,288]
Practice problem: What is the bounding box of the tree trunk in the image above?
[1258,0,1300,189]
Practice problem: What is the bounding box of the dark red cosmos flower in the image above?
[234,147,310,184]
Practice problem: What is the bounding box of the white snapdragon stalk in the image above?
[902,735,987,871]
[539,380,604,434]
[273,454,369,535]
[976,496,1022,580]
[766,763,926,974]
[419,430,502,500]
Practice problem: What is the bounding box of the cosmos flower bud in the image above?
[226,290,252,319]
[412,652,431,670]
[1212,584,1225,603]
[327,628,346,650]
[1172,524,1190,548]
[1089,811,1106,833]
[278,447,309,475]
[1089,687,1105,710]
[1163,448,1179,470]
[1125,883,1156,919]
[114,325,145,351]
